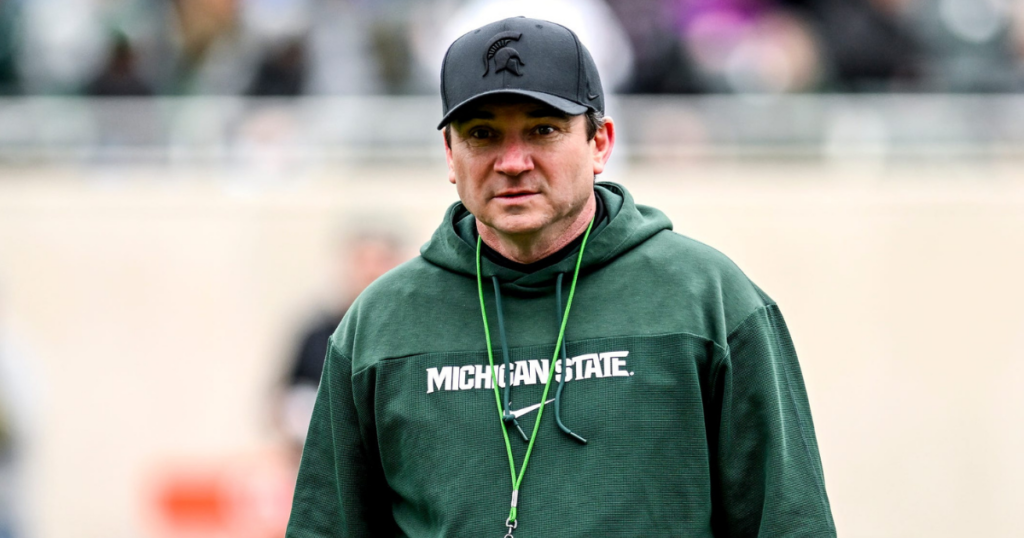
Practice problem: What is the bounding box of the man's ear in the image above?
[443,128,456,185]
[591,116,615,176]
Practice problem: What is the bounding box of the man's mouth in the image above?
[495,190,536,200]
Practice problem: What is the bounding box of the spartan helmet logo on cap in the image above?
[483,31,524,77]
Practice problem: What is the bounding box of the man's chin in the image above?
[484,214,546,237]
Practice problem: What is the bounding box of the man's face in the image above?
[444,98,613,241]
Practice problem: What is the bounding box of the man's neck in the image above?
[477,195,596,265]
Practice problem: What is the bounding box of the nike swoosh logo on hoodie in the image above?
[510,398,556,419]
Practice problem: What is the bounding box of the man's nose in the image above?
[493,137,534,177]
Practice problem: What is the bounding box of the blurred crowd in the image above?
[0,290,34,538]
[1,0,1024,98]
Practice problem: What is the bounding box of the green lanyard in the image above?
[475,218,594,538]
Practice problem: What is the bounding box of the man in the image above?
[287,16,835,537]
[279,229,406,459]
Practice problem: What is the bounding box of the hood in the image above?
[420,182,673,294]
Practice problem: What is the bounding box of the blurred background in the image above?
[0,0,1023,537]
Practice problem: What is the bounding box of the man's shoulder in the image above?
[328,255,481,369]
[622,229,774,333]
[344,255,458,321]
[358,255,442,300]
[643,229,735,264]
[640,230,763,288]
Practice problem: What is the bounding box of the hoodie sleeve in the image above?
[286,340,396,538]
[709,304,836,537]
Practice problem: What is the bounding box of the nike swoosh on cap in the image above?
[510,398,556,419]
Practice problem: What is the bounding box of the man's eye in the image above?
[469,129,492,139]
[536,125,555,135]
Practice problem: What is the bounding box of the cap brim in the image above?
[437,90,588,130]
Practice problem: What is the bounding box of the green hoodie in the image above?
[287,183,836,537]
